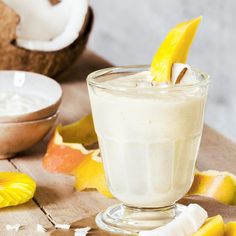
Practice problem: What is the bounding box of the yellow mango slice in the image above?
[192,215,224,236]
[43,114,99,174]
[61,114,97,146]
[0,172,36,208]
[188,170,236,205]
[151,16,202,82]
[230,175,236,205]
[74,155,113,198]
[225,222,236,236]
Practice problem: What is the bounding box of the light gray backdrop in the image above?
[88,0,236,141]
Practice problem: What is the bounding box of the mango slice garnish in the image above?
[188,170,236,205]
[225,222,236,236]
[151,16,202,82]
[43,114,99,174]
[192,215,224,236]
[0,172,36,208]
[74,155,113,198]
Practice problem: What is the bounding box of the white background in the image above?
[88,0,236,141]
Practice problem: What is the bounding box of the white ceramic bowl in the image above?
[0,113,58,159]
[0,70,62,123]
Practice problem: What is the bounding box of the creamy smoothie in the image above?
[91,17,209,235]
[0,92,48,116]
[88,69,208,208]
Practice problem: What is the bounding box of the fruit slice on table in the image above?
[151,16,202,83]
[60,114,97,146]
[74,155,112,198]
[0,172,36,208]
[188,170,236,205]
[192,215,224,236]
[43,114,99,174]
[225,221,236,236]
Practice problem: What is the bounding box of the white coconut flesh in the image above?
[171,63,200,85]
[2,0,88,51]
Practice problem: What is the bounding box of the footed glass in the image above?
[87,66,209,235]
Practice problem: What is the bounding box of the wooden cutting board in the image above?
[0,50,235,236]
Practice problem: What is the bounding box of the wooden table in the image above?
[0,50,236,235]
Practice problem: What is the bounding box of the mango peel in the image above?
[43,114,112,197]
[188,170,236,205]
[43,114,99,174]
[0,172,36,208]
[193,216,236,236]
[60,113,97,146]
[192,215,224,236]
[225,222,236,236]
[74,155,113,198]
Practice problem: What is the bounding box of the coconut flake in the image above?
[74,227,91,236]
[36,224,47,233]
[2,0,88,51]
[171,63,190,84]
[55,223,71,230]
[6,224,24,231]
[171,63,199,85]
[139,204,207,236]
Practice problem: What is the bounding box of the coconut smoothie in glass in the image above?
[87,66,209,234]
[87,16,209,235]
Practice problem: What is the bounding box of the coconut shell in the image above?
[49,0,60,5]
[0,1,93,79]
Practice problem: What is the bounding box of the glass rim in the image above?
[87,65,210,93]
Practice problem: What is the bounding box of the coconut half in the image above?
[2,0,88,51]
[0,0,93,77]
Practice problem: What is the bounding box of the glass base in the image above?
[96,203,186,235]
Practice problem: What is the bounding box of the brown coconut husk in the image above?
[0,1,93,79]
[49,0,60,5]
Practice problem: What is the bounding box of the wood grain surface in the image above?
[0,50,235,235]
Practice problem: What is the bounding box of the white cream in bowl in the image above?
[0,71,62,123]
[0,92,48,116]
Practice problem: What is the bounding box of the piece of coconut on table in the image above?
[0,0,93,78]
